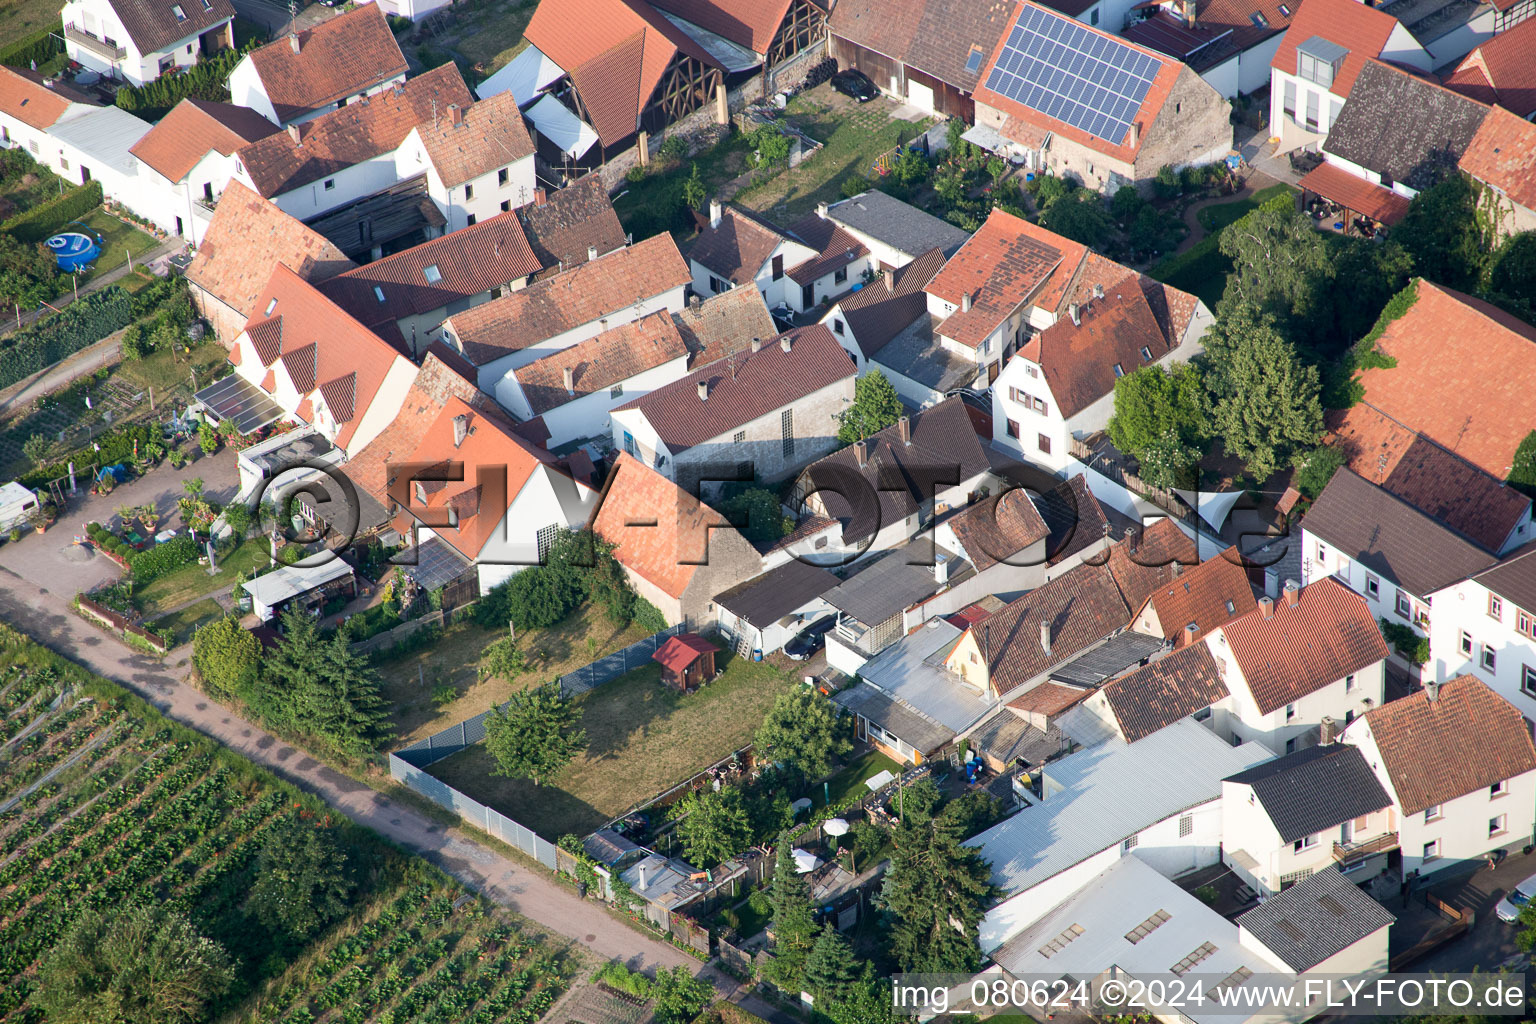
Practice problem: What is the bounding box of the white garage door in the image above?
[907,78,935,112]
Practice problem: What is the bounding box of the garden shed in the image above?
[652,633,719,693]
[242,558,356,622]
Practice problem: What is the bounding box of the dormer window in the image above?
[423,264,442,283]
[1296,37,1346,88]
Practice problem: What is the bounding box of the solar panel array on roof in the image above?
[985,3,1164,145]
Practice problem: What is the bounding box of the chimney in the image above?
[534,187,547,206]
[1283,579,1300,608]
[781,335,792,353]
[854,440,867,469]
[288,32,300,53]
[898,415,911,446]
[697,380,709,401]
[688,293,701,310]
[1425,681,1439,701]
[562,366,575,394]
[750,337,762,353]
[452,413,468,448]
[1183,621,1199,645]
[287,123,301,145]
[961,292,972,313]
[816,201,829,219]
[1258,595,1274,619]
[587,244,598,262]
[1039,620,1052,656]
[935,554,949,585]
[1318,715,1338,745]
[1128,120,1142,148]
[1182,0,1197,24]
[1069,303,1081,326]
[448,103,463,127]
[1093,282,1105,300]
[637,862,649,891]
[1127,526,1138,554]
[709,200,722,229]
[884,268,895,292]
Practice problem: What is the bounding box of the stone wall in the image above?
[1135,65,1234,185]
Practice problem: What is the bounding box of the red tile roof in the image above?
[1297,161,1411,225]
[647,0,791,52]
[318,211,543,337]
[1144,547,1258,645]
[826,0,924,66]
[244,5,408,124]
[514,310,689,415]
[943,487,1051,572]
[1218,577,1389,715]
[1358,675,1536,815]
[1105,517,1198,613]
[671,286,779,366]
[1355,278,1536,480]
[1020,284,1173,419]
[1444,18,1536,117]
[242,264,411,448]
[1007,680,1090,717]
[390,396,553,560]
[977,1,1181,162]
[188,181,355,319]
[236,64,475,197]
[1099,643,1228,742]
[927,208,1085,349]
[412,91,535,188]
[132,98,278,183]
[652,632,718,672]
[0,66,94,131]
[785,212,870,287]
[615,325,855,452]
[447,233,690,364]
[1459,103,1536,214]
[1269,0,1400,99]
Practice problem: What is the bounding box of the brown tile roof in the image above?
[1033,472,1110,564]
[131,98,278,183]
[798,396,991,544]
[109,0,234,56]
[906,0,1019,93]
[944,486,1050,572]
[977,1,1181,162]
[832,248,946,359]
[672,287,778,366]
[1459,104,1536,214]
[688,205,794,286]
[244,5,408,124]
[188,181,355,319]
[1327,403,1530,554]
[1297,161,1411,225]
[785,212,869,286]
[1100,643,1228,742]
[1007,680,1090,717]
[446,233,690,365]
[519,174,627,273]
[1019,284,1172,419]
[1299,467,1497,596]
[970,560,1133,696]
[1269,0,1400,99]
[590,451,746,599]
[413,91,535,188]
[514,311,688,415]
[1355,278,1536,480]
[1105,517,1198,613]
[390,396,554,559]
[1443,63,1497,107]
[927,208,1084,349]
[1475,543,1536,616]
[645,0,792,53]
[1217,576,1389,715]
[236,64,474,197]
[0,66,95,131]
[615,324,855,452]
[243,263,411,448]
[826,0,924,65]
[1137,273,1202,347]
[318,211,543,337]
[1144,547,1258,645]
[1359,675,1536,815]
[1445,18,1536,117]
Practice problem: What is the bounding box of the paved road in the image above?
[0,567,701,976]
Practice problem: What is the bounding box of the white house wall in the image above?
[62,0,213,85]
[346,356,416,455]
[473,466,586,592]
[505,353,690,449]
[1427,577,1536,723]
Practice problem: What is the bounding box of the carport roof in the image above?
[194,373,284,434]
[714,559,840,629]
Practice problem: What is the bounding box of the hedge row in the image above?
[0,22,64,69]
[1,179,102,244]
[0,285,132,391]
[115,45,250,119]
[127,533,197,584]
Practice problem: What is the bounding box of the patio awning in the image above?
[1297,162,1411,225]
[961,123,1008,153]
[194,373,284,435]
[400,534,473,591]
[526,95,599,159]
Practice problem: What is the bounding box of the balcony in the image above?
[64,24,126,61]
[1333,832,1398,866]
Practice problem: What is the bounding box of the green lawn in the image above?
[116,338,228,395]
[612,132,754,242]
[1153,184,1297,307]
[146,596,224,645]
[445,0,537,72]
[0,1,58,54]
[132,536,270,617]
[820,747,905,810]
[429,652,796,839]
[1196,182,1295,233]
[77,209,159,276]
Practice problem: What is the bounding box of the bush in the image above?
[1380,619,1429,665]
[634,597,668,634]
[657,135,688,161]
[0,285,132,391]
[1152,163,1181,200]
[0,180,103,244]
[115,45,252,119]
[595,962,654,998]
[1292,444,1345,500]
[128,534,198,584]
[0,22,64,68]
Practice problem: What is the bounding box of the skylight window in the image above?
[1277,3,1290,14]
[1250,11,1268,26]
[172,4,186,20]
[423,264,442,283]
[373,286,386,303]
[1037,924,1085,958]
[966,45,985,73]
[264,298,277,315]
[1125,910,1171,944]
[1172,942,1218,976]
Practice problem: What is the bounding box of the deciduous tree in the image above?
[484,682,585,785]
[1203,304,1324,480]
[1394,173,1493,293]
[676,786,754,867]
[191,616,261,700]
[246,819,354,940]
[1218,195,1333,339]
[837,370,903,444]
[754,687,850,778]
[1108,362,1205,459]
[1036,191,1113,248]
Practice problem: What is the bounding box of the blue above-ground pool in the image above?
[46,231,100,272]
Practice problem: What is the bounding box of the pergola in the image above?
[1298,162,1411,238]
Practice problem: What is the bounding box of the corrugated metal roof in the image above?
[831,682,954,754]
[1048,631,1166,687]
[856,619,995,734]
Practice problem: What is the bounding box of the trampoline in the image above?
[46,231,100,272]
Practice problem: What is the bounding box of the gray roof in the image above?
[824,545,970,625]
[1323,60,1490,191]
[1473,543,1536,614]
[832,681,955,753]
[825,190,972,259]
[714,559,839,629]
[50,106,152,173]
[967,706,1070,768]
[1049,631,1166,687]
[855,618,995,734]
[1302,468,1496,597]
[1237,867,1395,971]
[872,313,982,391]
[1224,744,1392,844]
[1297,34,1349,63]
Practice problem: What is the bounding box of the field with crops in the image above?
[0,626,578,1024]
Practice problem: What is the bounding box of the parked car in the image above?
[830,69,878,103]
[1495,872,1536,922]
[785,615,837,660]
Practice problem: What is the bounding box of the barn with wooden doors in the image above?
[653,633,721,692]
[827,0,1016,122]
